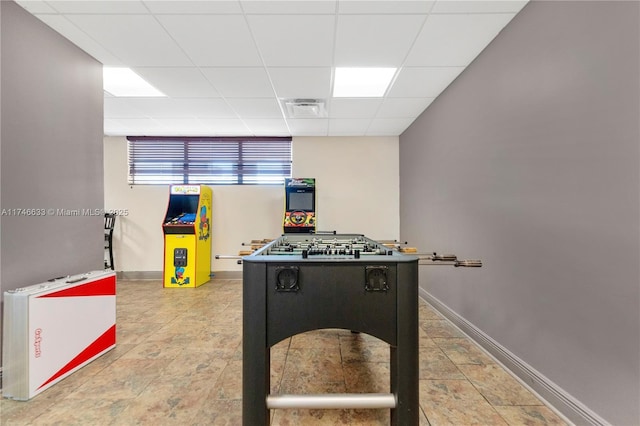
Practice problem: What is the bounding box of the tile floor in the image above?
[1,278,568,425]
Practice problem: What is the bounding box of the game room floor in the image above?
[1,278,568,425]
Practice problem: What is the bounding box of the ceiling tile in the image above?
[286,119,329,136]
[268,67,332,99]
[334,14,426,67]
[200,119,252,135]
[16,1,57,14]
[241,0,337,14]
[242,118,291,135]
[366,118,414,135]
[104,98,148,119]
[247,15,335,66]
[33,15,125,66]
[48,1,149,14]
[143,0,243,14]
[328,119,372,136]
[405,13,516,66]
[104,119,131,135]
[226,98,283,118]
[376,98,434,118]
[124,98,236,118]
[431,0,528,14]
[133,68,220,98]
[201,68,275,98]
[156,118,212,135]
[156,15,262,66]
[105,118,166,135]
[337,0,433,14]
[328,98,382,118]
[387,66,465,98]
[65,14,193,66]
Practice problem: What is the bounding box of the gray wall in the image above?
[399,1,639,425]
[0,0,104,350]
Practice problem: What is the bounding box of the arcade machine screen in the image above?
[287,191,314,211]
[164,195,199,233]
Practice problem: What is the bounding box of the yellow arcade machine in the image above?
[283,178,316,233]
[162,185,212,287]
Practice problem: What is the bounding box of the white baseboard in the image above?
[419,287,609,426]
[116,271,242,280]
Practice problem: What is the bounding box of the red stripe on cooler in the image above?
[37,276,116,298]
[37,324,116,390]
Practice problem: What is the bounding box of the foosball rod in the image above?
[378,240,409,245]
[214,255,242,260]
[417,253,458,261]
[419,260,482,267]
[266,393,396,409]
[214,254,245,265]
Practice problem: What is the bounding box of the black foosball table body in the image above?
[242,234,419,425]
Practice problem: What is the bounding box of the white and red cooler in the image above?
[2,270,116,400]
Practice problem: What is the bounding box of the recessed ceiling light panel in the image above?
[333,67,397,98]
[103,67,166,97]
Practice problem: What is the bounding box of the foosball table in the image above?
[241,233,420,425]
[215,233,482,425]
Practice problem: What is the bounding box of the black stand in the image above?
[242,243,419,425]
[104,213,116,270]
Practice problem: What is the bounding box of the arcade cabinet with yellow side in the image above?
[283,178,316,233]
[163,185,212,288]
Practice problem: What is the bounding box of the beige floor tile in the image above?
[338,330,389,347]
[189,399,243,425]
[116,321,165,345]
[418,326,439,348]
[349,408,390,425]
[343,362,391,393]
[340,339,390,363]
[290,329,341,349]
[1,396,60,426]
[64,358,171,400]
[161,352,228,381]
[495,405,568,425]
[208,306,243,326]
[29,397,130,426]
[119,339,186,361]
[211,360,243,399]
[419,301,443,320]
[458,364,542,406]
[279,347,346,394]
[283,347,343,377]
[271,408,354,425]
[420,320,466,338]
[183,329,242,358]
[420,379,508,425]
[419,346,466,380]
[432,337,495,365]
[117,375,216,424]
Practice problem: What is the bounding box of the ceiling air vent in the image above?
[282,99,327,118]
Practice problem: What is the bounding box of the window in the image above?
[127,136,292,185]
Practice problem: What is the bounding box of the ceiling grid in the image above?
[16,0,528,137]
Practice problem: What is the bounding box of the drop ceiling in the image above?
[16,0,528,137]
